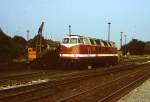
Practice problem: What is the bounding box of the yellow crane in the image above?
[28,22,44,61]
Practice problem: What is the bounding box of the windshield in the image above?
[63,38,78,44]
[63,38,69,44]
[70,38,77,44]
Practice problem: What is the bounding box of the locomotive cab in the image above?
[60,35,84,58]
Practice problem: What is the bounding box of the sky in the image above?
[0,0,150,47]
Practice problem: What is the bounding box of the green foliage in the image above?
[11,36,27,58]
[0,28,27,61]
[0,28,58,61]
[122,39,149,55]
[0,28,12,60]
[145,41,150,54]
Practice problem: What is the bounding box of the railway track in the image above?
[0,62,145,91]
[0,61,149,102]
[0,62,136,88]
[97,71,149,102]
[0,70,57,89]
[0,61,147,82]
[57,64,150,102]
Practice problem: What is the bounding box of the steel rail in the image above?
[29,63,150,101]
[56,66,149,102]
[0,61,146,84]
[0,62,149,102]
[97,72,150,102]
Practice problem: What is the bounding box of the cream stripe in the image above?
[60,54,118,58]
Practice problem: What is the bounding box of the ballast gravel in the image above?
[118,79,150,102]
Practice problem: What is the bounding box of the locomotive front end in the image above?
[59,35,82,63]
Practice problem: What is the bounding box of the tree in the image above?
[11,35,27,58]
[0,28,28,60]
[12,36,27,47]
[145,41,150,54]
[122,39,145,55]
[0,28,12,60]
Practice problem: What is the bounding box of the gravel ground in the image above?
[118,78,150,102]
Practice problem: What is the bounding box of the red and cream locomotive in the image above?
[59,35,119,68]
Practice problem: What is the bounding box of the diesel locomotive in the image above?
[59,35,119,68]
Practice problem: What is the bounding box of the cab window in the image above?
[63,38,69,44]
[70,38,77,44]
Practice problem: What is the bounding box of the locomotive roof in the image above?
[65,35,84,38]
[64,35,115,43]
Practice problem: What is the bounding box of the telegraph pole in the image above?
[108,22,111,41]
[69,25,71,36]
[26,30,30,48]
[124,34,127,56]
[120,32,123,50]
[27,30,29,41]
